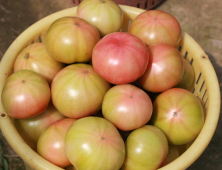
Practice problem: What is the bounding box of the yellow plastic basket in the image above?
[0,5,220,170]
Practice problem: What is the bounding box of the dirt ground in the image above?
[0,0,222,169]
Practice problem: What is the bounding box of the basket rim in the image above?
[0,5,221,170]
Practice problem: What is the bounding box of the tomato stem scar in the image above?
[24,53,29,59]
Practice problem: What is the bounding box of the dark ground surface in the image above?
[0,0,222,170]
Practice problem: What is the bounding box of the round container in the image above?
[0,5,220,170]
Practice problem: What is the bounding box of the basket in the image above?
[0,5,220,170]
[73,0,165,10]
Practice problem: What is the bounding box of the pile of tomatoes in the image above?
[1,0,205,170]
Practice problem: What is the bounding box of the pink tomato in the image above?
[102,84,153,131]
[1,70,50,119]
[37,118,77,168]
[92,32,149,84]
[138,43,184,93]
[129,10,182,47]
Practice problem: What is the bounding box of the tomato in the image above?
[13,102,65,151]
[175,58,195,91]
[77,0,123,37]
[37,118,77,167]
[159,145,179,168]
[150,88,204,145]
[129,10,182,47]
[121,125,168,170]
[1,70,50,119]
[51,63,110,118]
[65,117,125,170]
[92,32,149,84]
[102,84,153,131]
[13,43,64,84]
[45,17,100,64]
[138,43,184,93]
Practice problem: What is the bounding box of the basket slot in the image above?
[196,72,202,85]
[184,51,188,59]
[137,1,148,9]
[194,71,208,109]
[199,80,205,92]
[202,89,207,100]
[189,58,194,65]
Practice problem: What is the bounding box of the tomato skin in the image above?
[102,84,153,131]
[45,17,100,64]
[1,70,51,119]
[37,118,77,168]
[65,117,125,170]
[77,0,123,37]
[92,32,149,85]
[13,102,65,151]
[138,43,184,93]
[150,88,204,145]
[51,63,110,118]
[129,10,182,48]
[14,43,64,84]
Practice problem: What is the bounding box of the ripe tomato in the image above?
[138,43,184,93]
[102,84,153,131]
[92,32,149,84]
[1,70,50,119]
[129,10,182,47]
[37,118,77,167]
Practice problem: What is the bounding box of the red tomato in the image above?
[13,102,65,151]
[102,84,153,131]
[51,63,110,118]
[138,43,184,93]
[1,70,50,119]
[77,0,123,37]
[150,88,205,145]
[45,17,100,64]
[37,118,77,167]
[65,117,125,170]
[129,10,182,47]
[121,125,168,170]
[14,43,64,84]
[92,32,149,84]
